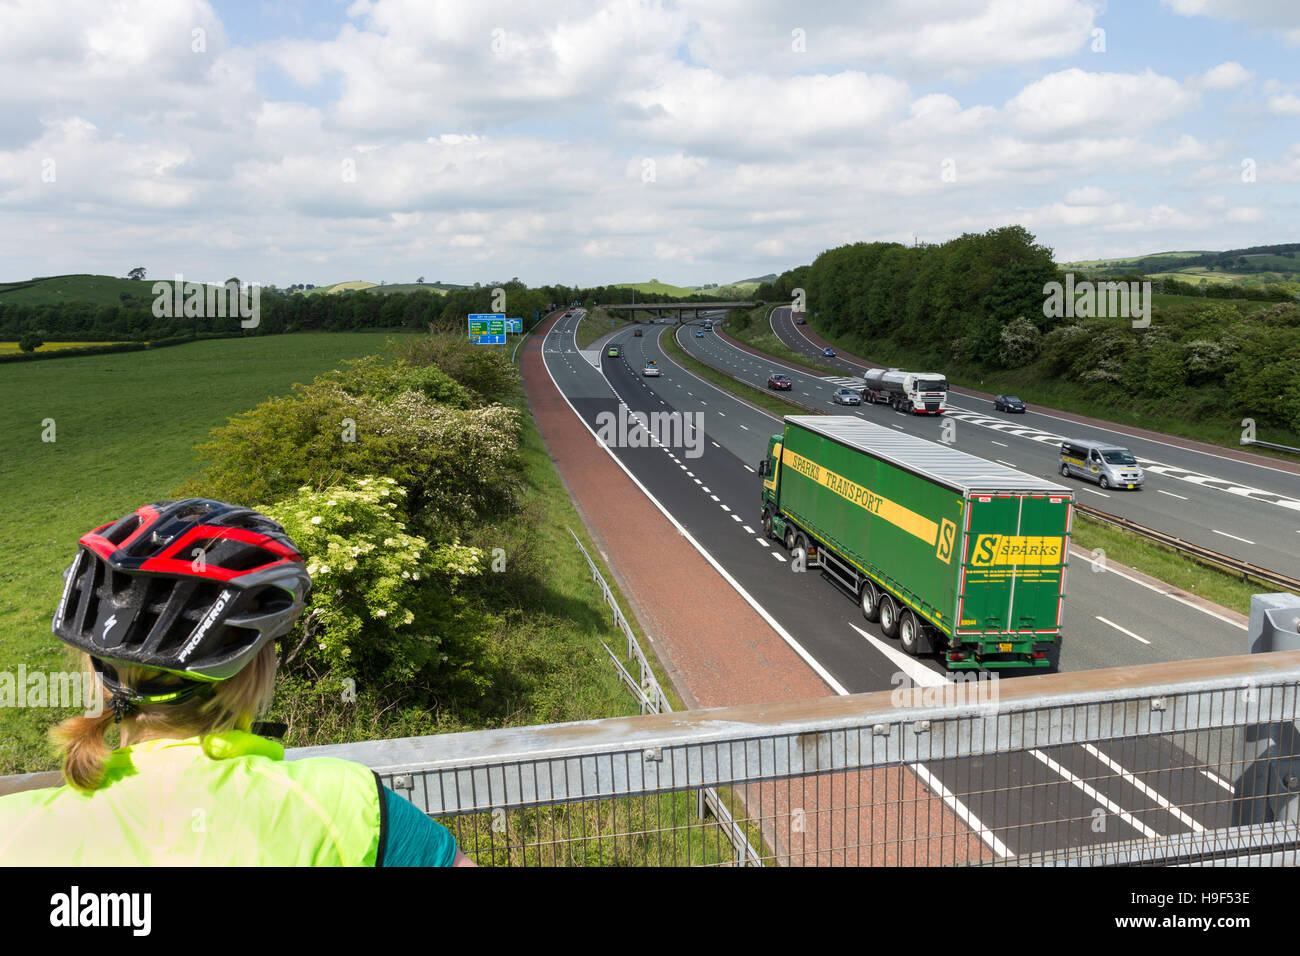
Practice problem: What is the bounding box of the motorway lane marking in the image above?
[1081,743,1206,833]
[1096,616,1151,645]
[943,407,1300,512]
[744,465,755,472]
[694,478,702,484]
[1028,749,1160,839]
[908,762,1013,860]
[710,495,720,501]
[1067,545,1245,631]
[1081,487,1111,498]
[743,525,755,533]
[995,460,1017,468]
[721,505,731,512]
[1200,769,1234,793]
[1212,529,1255,545]
[740,424,749,430]
[702,485,711,492]
[757,538,770,547]
[842,617,1015,859]
[990,440,1007,447]
[1156,489,1187,500]
[771,553,787,562]
[731,514,742,522]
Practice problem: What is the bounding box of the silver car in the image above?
[1060,439,1144,490]
[831,388,861,406]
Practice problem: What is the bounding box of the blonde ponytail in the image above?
[50,644,280,792]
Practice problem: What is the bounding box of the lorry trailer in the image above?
[759,415,1073,669]
[860,368,948,414]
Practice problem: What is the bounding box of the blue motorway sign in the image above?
[506,318,522,333]
[475,334,506,345]
[468,313,505,339]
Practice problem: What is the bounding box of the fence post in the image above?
[1233,594,1300,826]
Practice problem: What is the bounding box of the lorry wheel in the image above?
[762,509,773,538]
[878,596,899,638]
[784,526,797,551]
[898,611,919,656]
[859,582,880,622]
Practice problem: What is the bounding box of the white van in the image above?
[1059,439,1144,490]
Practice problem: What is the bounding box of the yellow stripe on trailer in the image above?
[781,447,938,546]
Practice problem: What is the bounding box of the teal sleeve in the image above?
[379,786,458,867]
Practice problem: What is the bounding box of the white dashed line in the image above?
[1157,489,1187,500]
[731,514,742,522]
[720,505,731,512]
[1096,616,1150,645]
[743,525,755,533]
[1082,487,1110,498]
[1212,529,1255,545]
[990,440,1007,447]
[743,465,755,473]
[771,553,787,562]
[710,495,719,501]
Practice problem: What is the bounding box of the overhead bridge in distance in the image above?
[603,301,756,322]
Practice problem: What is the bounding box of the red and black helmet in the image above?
[53,499,312,682]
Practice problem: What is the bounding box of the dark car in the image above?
[767,373,793,391]
[633,328,643,337]
[994,394,1027,413]
[831,388,861,406]
[794,315,806,325]
[822,347,836,357]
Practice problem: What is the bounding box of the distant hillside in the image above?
[0,274,180,308]
[298,280,464,296]
[613,279,763,298]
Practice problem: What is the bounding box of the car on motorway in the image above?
[831,388,862,406]
[767,373,793,390]
[695,330,704,337]
[633,328,643,336]
[822,347,836,357]
[642,362,660,377]
[607,345,621,358]
[794,315,806,325]
[1060,439,1144,490]
[994,394,1026,413]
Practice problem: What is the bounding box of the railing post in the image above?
[1234,593,1300,826]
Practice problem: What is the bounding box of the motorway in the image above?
[542,309,1253,857]
[754,305,1300,578]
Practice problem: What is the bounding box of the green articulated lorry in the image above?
[758,416,1073,669]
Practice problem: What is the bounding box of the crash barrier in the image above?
[1076,504,1300,594]
[288,595,1300,866]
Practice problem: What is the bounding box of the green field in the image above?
[613,279,762,298]
[0,274,180,308]
[1061,251,1210,269]
[0,333,420,772]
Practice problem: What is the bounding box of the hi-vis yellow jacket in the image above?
[0,730,382,865]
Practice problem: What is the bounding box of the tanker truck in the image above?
[861,367,948,414]
[758,415,1072,669]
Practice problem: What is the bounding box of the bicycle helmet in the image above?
[53,499,312,684]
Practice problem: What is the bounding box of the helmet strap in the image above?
[92,658,214,722]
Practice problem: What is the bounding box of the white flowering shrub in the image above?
[265,477,487,692]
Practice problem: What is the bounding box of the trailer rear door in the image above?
[956,492,1071,640]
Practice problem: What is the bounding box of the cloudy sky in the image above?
[1,0,1297,288]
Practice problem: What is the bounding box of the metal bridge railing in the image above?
[292,635,1300,866]
[566,527,762,864]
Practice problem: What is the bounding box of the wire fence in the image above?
[299,648,1300,866]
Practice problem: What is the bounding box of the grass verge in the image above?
[576,307,637,349]
[659,324,822,420]
[726,304,840,375]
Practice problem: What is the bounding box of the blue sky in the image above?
[0,0,1296,286]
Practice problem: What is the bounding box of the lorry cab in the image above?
[1059,439,1144,490]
